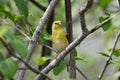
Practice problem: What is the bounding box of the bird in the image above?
[52,20,70,71]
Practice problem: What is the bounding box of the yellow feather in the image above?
[52,21,69,53]
[52,20,70,71]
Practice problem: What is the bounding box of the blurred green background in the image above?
[0,0,120,80]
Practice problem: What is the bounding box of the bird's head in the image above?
[52,21,62,30]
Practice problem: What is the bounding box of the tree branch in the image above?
[118,0,120,7]
[14,25,57,53]
[98,31,120,80]
[17,0,59,79]
[75,66,88,80]
[118,67,120,80]
[89,17,111,33]
[79,0,94,33]
[14,25,56,53]
[34,16,112,80]
[0,38,52,80]
[38,0,54,79]
[29,0,47,11]
[65,0,76,78]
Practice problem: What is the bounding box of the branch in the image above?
[39,42,57,53]
[85,0,94,12]
[34,16,112,80]
[14,25,57,53]
[14,26,56,53]
[79,0,93,33]
[75,66,88,80]
[118,0,120,7]
[29,0,47,11]
[38,0,54,79]
[118,67,120,80]
[89,17,111,33]
[14,26,31,41]
[98,31,120,80]
[65,0,76,78]
[17,0,59,79]
[0,38,51,80]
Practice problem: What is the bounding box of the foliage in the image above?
[99,16,112,31]
[14,0,29,18]
[0,52,17,79]
[37,56,52,65]
[53,60,66,76]
[0,0,120,80]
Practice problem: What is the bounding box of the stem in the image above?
[79,0,93,33]
[98,31,120,80]
[29,0,46,11]
[65,0,76,78]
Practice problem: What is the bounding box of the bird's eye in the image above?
[55,22,57,24]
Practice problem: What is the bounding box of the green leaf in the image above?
[41,29,52,41]
[11,39,27,58]
[5,29,15,41]
[7,57,18,62]
[97,52,110,57]
[99,16,112,31]
[112,14,120,27]
[0,52,5,62]
[6,60,17,78]
[108,49,120,57]
[0,61,8,78]
[37,57,52,65]
[0,60,17,79]
[14,15,26,27]
[53,60,66,76]
[99,0,112,8]
[39,29,52,44]
[14,0,29,18]
[111,58,120,66]
[0,9,15,22]
[0,0,9,4]
[0,26,8,37]
[74,56,87,62]
[114,49,120,57]
[73,48,77,56]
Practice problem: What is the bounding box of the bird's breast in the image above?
[53,40,68,53]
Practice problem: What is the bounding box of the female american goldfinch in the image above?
[52,20,70,71]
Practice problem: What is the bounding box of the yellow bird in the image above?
[52,20,70,71]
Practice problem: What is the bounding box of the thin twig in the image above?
[85,0,94,12]
[34,16,112,80]
[98,31,120,80]
[0,38,52,80]
[75,66,88,80]
[17,0,59,80]
[14,26,31,41]
[13,26,57,53]
[118,67,120,80]
[39,42,58,53]
[29,0,47,11]
[14,26,57,53]
[89,17,111,33]
[79,0,93,33]
[18,67,28,70]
